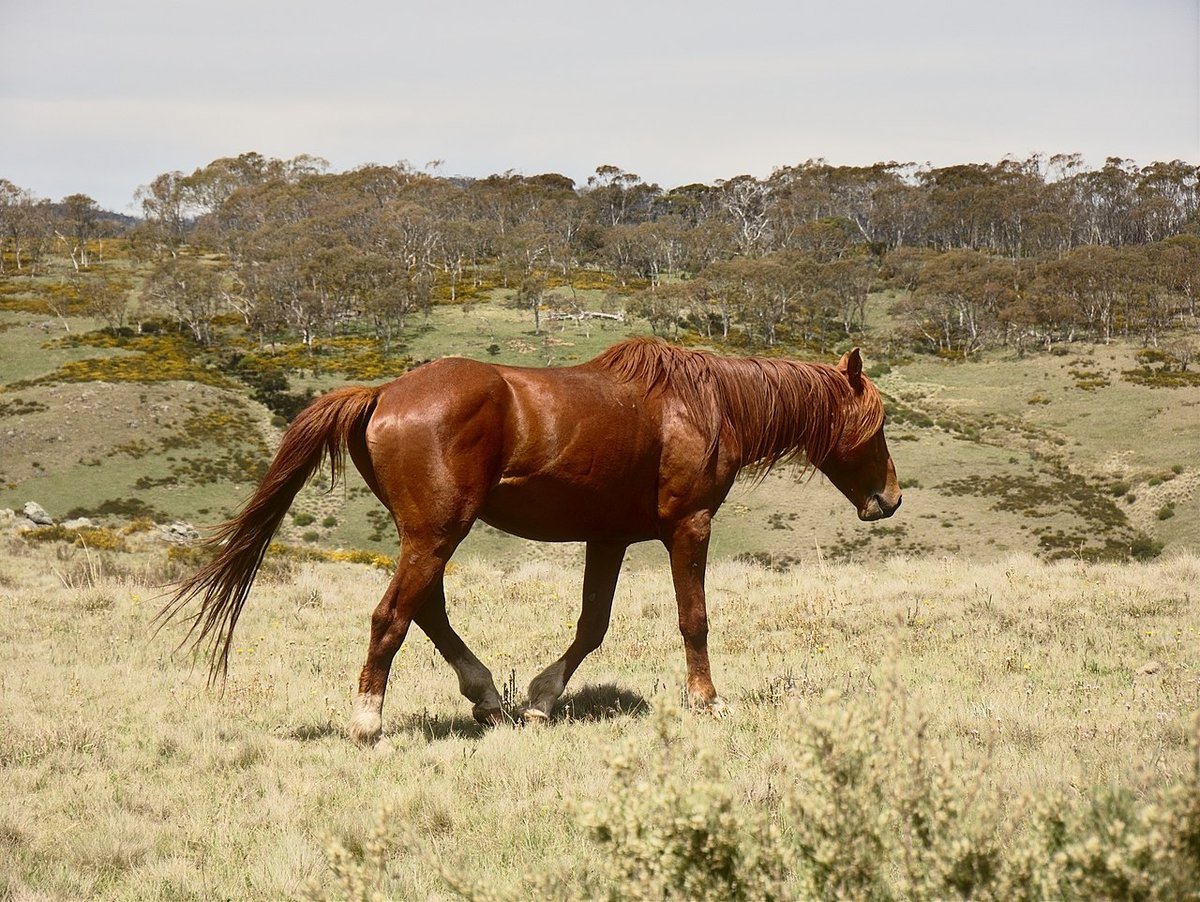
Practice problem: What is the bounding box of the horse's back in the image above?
[366,356,665,542]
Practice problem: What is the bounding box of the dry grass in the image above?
[1,539,1198,899]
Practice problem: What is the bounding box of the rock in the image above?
[0,509,15,527]
[62,517,94,529]
[158,521,200,543]
[22,502,54,525]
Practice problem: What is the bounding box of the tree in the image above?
[79,274,131,331]
[629,282,689,338]
[136,171,189,255]
[584,165,658,227]
[715,175,772,256]
[58,193,100,270]
[892,249,1010,356]
[1149,234,1200,317]
[0,180,50,273]
[139,258,224,344]
[700,253,819,347]
[822,256,876,335]
[1037,245,1135,343]
[514,273,547,334]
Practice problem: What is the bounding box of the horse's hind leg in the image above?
[414,585,504,725]
[525,541,626,722]
[349,540,460,745]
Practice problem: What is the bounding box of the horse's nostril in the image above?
[874,492,901,516]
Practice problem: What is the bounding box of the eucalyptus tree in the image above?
[59,193,100,270]
[0,179,50,273]
[1133,160,1200,243]
[583,165,658,228]
[79,273,131,331]
[1150,234,1200,317]
[136,171,189,256]
[891,249,1011,356]
[1037,245,1129,343]
[139,257,224,344]
[714,174,773,256]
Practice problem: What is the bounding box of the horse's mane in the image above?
[591,338,885,473]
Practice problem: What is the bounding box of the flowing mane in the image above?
[590,338,885,473]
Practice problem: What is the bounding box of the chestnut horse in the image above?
[161,338,901,744]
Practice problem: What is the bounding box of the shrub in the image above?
[352,693,1200,901]
[22,525,128,552]
[1129,532,1164,561]
[292,513,315,527]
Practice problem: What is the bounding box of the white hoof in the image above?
[707,697,732,719]
[348,693,383,746]
[521,708,549,727]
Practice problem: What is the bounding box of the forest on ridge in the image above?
[2,151,1199,370]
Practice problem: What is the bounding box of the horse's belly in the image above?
[479,478,657,543]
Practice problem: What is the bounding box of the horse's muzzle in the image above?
[859,492,902,521]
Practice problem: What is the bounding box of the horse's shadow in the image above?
[280,683,651,745]
[552,682,651,723]
[399,682,651,742]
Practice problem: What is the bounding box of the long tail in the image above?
[156,384,381,685]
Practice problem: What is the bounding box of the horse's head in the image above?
[817,348,902,522]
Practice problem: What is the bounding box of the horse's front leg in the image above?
[664,511,724,711]
[524,541,627,722]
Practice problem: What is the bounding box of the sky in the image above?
[2,0,1198,213]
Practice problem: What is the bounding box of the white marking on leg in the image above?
[348,692,384,746]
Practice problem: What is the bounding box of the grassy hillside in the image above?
[2,267,1197,569]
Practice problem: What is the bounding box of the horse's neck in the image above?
[718,360,843,471]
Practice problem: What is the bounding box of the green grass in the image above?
[0,311,131,383]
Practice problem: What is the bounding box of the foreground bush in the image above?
[573,695,1200,900]
[316,690,1200,900]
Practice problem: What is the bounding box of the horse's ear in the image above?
[838,348,864,389]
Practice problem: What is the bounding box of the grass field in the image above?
[1,537,1198,898]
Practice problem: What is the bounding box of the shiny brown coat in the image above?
[161,338,901,743]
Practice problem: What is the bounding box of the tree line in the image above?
[2,151,1198,357]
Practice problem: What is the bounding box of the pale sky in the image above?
[2,0,1197,213]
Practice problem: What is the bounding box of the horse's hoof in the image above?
[707,698,731,719]
[349,693,383,746]
[521,708,549,727]
[687,695,730,719]
[348,723,381,747]
[473,705,505,726]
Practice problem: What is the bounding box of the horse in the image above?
[160,337,901,744]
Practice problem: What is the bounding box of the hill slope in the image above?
[2,282,1197,567]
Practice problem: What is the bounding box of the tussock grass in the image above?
[1,545,1199,898]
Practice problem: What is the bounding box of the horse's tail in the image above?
[156,384,381,685]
